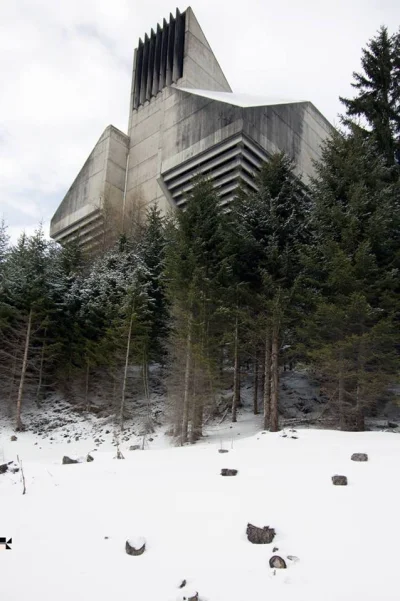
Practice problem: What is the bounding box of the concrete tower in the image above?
[50,7,332,250]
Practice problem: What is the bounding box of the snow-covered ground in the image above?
[1,405,400,601]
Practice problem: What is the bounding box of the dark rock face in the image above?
[351,453,368,462]
[62,456,78,465]
[332,475,348,485]
[125,539,146,556]
[221,468,238,476]
[246,523,276,544]
[269,555,287,569]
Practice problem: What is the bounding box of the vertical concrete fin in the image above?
[152,23,162,96]
[140,34,150,105]
[146,29,156,101]
[159,18,168,90]
[133,39,143,109]
[166,12,175,86]
[173,8,185,83]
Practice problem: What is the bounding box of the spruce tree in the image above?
[305,128,400,429]
[340,26,400,166]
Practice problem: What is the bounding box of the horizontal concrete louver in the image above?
[132,8,186,109]
[161,134,269,208]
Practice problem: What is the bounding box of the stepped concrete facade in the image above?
[50,7,333,250]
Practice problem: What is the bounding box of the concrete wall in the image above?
[125,6,233,216]
[50,125,129,245]
[243,102,332,184]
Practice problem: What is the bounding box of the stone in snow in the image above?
[62,456,79,465]
[269,555,287,569]
[129,445,141,451]
[86,454,94,462]
[220,468,238,476]
[182,592,198,601]
[246,523,275,544]
[11,435,17,441]
[126,537,146,556]
[332,475,348,486]
[351,453,368,462]
[218,449,229,453]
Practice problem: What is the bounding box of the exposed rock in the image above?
[218,449,229,454]
[179,579,187,589]
[351,453,368,462]
[388,422,398,429]
[10,435,17,441]
[221,468,238,476]
[246,523,275,544]
[0,463,8,474]
[129,445,141,451]
[62,456,79,465]
[125,537,146,556]
[86,454,94,462]
[183,592,198,601]
[273,547,279,552]
[332,475,348,486]
[269,555,287,569]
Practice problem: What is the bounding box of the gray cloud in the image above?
[1,0,399,242]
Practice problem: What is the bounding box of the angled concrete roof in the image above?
[177,88,305,107]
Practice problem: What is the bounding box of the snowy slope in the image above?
[1,422,400,601]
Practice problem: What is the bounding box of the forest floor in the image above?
[1,370,400,600]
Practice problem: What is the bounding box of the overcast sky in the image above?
[1,0,399,242]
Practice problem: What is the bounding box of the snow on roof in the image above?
[177,88,306,107]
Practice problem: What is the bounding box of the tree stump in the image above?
[62,456,79,465]
[125,537,146,556]
[221,468,238,476]
[332,475,347,485]
[269,555,287,569]
[351,453,368,462]
[246,523,275,544]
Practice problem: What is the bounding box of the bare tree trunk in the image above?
[16,308,33,431]
[253,351,259,415]
[120,309,134,432]
[269,326,279,432]
[36,330,47,407]
[142,353,152,431]
[181,314,193,444]
[263,327,271,430]
[232,314,240,422]
[338,361,345,431]
[189,358,197,444]
[85,360,90,412]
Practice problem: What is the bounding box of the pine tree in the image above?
[227,153,310,431]
[165,177,227,443]
[304,128,400,429]
[340,26,400,166]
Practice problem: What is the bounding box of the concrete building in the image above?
[50,7,333,249]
